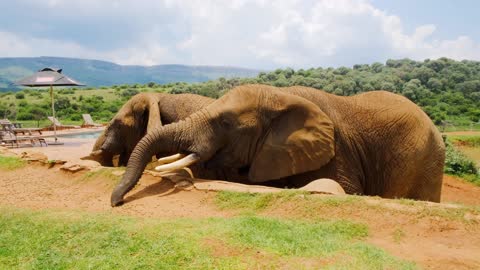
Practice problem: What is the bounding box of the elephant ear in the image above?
[131,94,162,134]
[249,94,335,182]
[145,96,162,132]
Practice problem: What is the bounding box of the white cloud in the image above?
[0,31,97,59]
[0,31,177,66]
[1,0,479,68]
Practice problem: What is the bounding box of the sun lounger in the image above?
[0,119,42,135]
[81,114,102,128]
[47,116,81,130]
[0,130,47,148]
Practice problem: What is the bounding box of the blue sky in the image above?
[0,0,478,69]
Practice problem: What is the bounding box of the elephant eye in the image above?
[220,118,232,130]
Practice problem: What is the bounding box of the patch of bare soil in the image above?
[441,175,480,205]
[443,131,480,136]
[1,163,480,269]
[0,164,227,218]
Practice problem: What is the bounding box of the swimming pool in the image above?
[59,130,103,139]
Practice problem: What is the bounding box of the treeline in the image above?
[1,58,480,126]
[171,57,480,125]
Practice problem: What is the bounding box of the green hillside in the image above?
[0,57,261,90]
[1,57,479,130]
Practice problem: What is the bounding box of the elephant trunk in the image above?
[83,128,115,166]
[110,116,198,206]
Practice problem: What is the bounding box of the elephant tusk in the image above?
[156,153,186,164]
[80,150,103,160]
[155,153,200,172]
[90,150,103,156]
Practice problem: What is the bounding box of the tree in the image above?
[121,89,140,99]
[371,62,384,73]
[380,82,396,92]
[403,79,431,102]
[411,66,435,84]
[54,96,71,111]
[30,107,48,127]
[147,82,157,88]
[427,78,443,93]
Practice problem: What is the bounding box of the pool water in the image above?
[60,131,102,139]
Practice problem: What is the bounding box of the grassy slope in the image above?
[0,206,415,270]
[0,155,25,170]
[3,188,480,269]
[2,155,480,269]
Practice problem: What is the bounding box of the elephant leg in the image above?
[119,152,130,167]
[406,159,443,202]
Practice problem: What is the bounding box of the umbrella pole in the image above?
[50,85,57,142]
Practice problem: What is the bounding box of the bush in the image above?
[444,142,478,175]
[15,92,25,99]
[28,91,43,98]
[121,89,139,98]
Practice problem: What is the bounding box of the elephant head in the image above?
[111,84,335,206]
[82,92,162,166]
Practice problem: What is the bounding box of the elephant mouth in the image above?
[238,165,251,175]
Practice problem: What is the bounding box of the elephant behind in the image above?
[83,92,214,166]
[111,84,445,206]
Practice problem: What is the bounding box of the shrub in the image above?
[121,89,139,98]
[15,92,25,99]
[28,91,43,98]
[444,142,478,175]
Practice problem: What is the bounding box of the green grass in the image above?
[392,228,405,244]
[215,190,309,211]
[227,216,368,256]
[0,155,25,170]
[81,168,123,183]
[214,191,480,223]
[449,135,480,148]
[0,207,416,269]
[215,191,361,211]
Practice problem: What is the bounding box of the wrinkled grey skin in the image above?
[83,92,213,166]
[111,84,445,206]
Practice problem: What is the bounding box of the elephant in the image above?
[82,92,214,166]
[110,84,445,206]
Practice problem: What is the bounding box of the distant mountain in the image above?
[0,57,261,91]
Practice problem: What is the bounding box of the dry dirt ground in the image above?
[443,130,480,136]
[1,142,480,269]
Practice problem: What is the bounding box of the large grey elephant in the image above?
[111,84,445,206]
[82,92,214,166]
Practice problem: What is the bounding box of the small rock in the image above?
[20,151,48,162]
[175,180,194,190]
[464,212,480,222]
[111,170,125,176]
[61,163,85,172]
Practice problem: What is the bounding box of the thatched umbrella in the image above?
[15,68,85,144]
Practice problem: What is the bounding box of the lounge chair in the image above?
[0,129,47,148]
[0,119,42,135]
[81,114,102,128]
[47,116,81,130]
